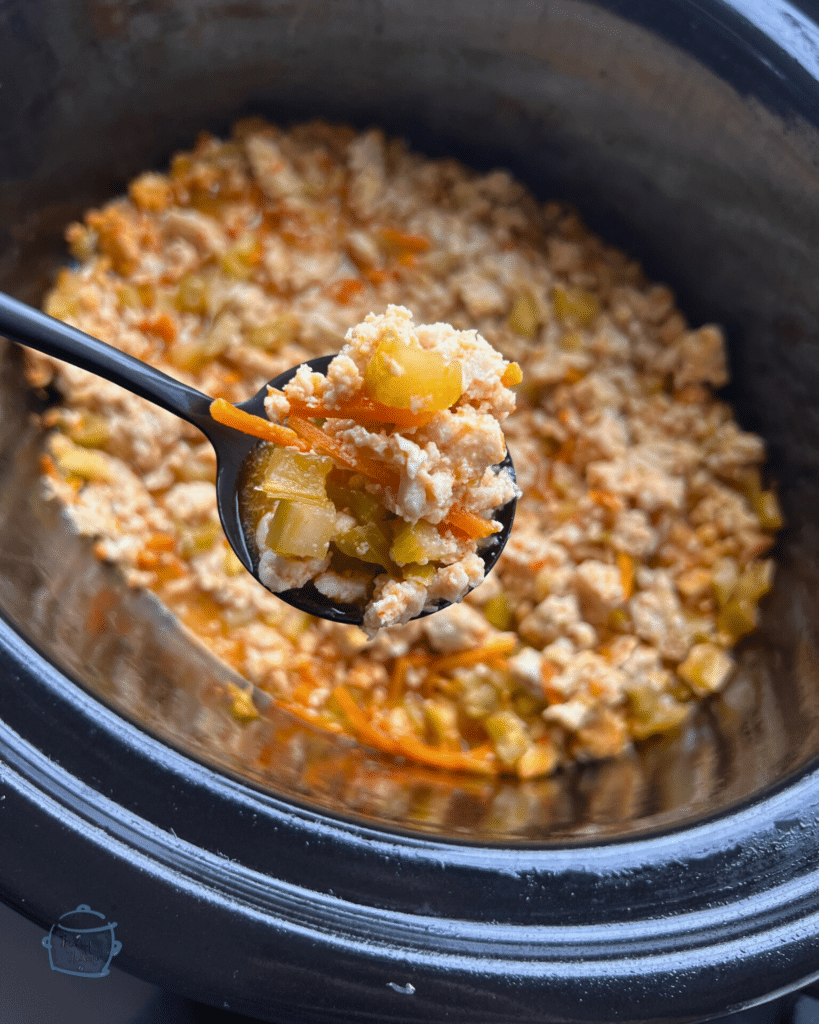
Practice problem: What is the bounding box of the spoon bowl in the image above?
[234,355,517,625]
[0,293,516,625]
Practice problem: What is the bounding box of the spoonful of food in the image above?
[1,296,518,635]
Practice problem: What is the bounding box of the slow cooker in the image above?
[2,1,819,1020]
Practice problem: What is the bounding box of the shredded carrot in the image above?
[617,551,635,600]
[152,553,188,583]
[379,228,431,254]
[209,398,309,450]
[331,686,400,755]
[427,636,517,676]
[332,686,494,772]
[589,490,623,514]
[288,416,400,488]
[442,504,501,540]
[387,653,430,705]
[136,549,161,570]
[328,277,365,304]
[137,312,177,345]
[392,736,495,773]
[146,531,176,552]
[285,392,435,430]
[281,702,326,728]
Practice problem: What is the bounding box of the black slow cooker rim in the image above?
[2,0,819,1019]
[5,605,819,1022]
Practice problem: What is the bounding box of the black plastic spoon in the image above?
[0,291,517,625]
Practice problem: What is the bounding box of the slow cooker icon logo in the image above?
[41,904,122,977]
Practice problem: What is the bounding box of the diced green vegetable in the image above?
[257,447,334,505]
[552,286,598,327]
[402,562,435,582]
[390,520,449,566]
[483,593,514,631]
[508,290,540,338]
[711,557,740,607]
[68,413,111,448]
[326,482,387,524]
[334,522,392,567]
[734,560,774,603]
[265,499,337,558]
[716,596,758,640]
[484,709,530,766]
[677,643,735,695]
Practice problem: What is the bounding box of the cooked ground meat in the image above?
[27,118,781,778]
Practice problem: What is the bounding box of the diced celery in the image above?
[677,643,735,695]
[483,593,514,631]
[423,698,459,746]
[516,742,558,779]
[460,680,500,718]
[226,682,259,723]
[508,291,539,338]
[711,557,739,607]
[175,274,208,315]
[326,482,386,524]
[219,233,261,279]
[363,335,462,411]
[247,314,298,352]
[734,560,774,603]
[224,548,246,576]
[68,413,110,448]
[552,286,598,327]
[627,688,689,739]
[753,490,783,531]
[265,499,337,558]
[390,520,449,566]
[484,709,529,766]
[334,522,392,567]
[180,522,222,557]
[257,447,334,505]
[402,562,435,582]
[716,596,758,640]
[55,445,114,482]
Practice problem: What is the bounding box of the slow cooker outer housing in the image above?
[2,1,819,1021]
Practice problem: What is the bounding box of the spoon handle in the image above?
[0,291,217,435]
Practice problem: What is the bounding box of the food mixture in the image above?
[226,304,519,635]
[28,118,781,778]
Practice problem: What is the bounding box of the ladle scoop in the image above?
[0,292,517,625]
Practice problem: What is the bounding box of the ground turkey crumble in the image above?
[27,118,781,778]
[244,304,518,636]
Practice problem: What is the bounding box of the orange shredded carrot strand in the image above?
[282,702,326,728]
[289,416,400,488]
[137,312,177,345]
[146,531,176,552]
[209,398,309,450]
[286,393,435,430]
[427,636,517,677]
[617,551,635,600]
[333,685,494,772]
[331,686,400,755]
[588,489,623,513]
[387,657,410,705]
[328,277,365,304]
[379,228,431,254]
[442,505,501,540]
[392,736,495,773]
[387,653,432,705]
